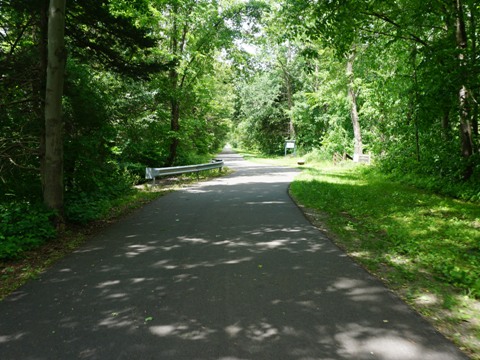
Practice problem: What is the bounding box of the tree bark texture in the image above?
[166,5,180,166]
[347,53,363,160]
[455,0,474,159]
[35,0,49,195]
[468,4,479,144]
[43,0,66,221]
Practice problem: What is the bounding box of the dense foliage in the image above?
[232,0,479,201]
[0,202,56,259]
[1,0,249,257]
[1,0,479,258]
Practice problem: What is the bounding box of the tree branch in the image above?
[359,26,428,47]
[0,97,35,108]
[363,11,430,47]
[8,16,34,57]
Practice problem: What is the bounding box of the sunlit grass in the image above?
[290,165,480,298]
[295,165,480,357]
[243,152,480,358]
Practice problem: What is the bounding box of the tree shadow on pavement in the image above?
[0,162,470,360]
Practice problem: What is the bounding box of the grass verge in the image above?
[243,152,480,359]
[0,168,231,301]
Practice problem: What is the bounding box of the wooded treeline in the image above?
[232,0,479,200]
[0,0,262,258]
[1,0,479,259]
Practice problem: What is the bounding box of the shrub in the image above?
[0,202,57,260]
[64,192,113,224]
[65,166,137,224]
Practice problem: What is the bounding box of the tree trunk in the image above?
[411,48,421,161]
[34,0,49,195]
[166,95,180,166]
[285,75,295,139]
[455,0,474,160]
[347,52,363,160]
[166,5,180,166]
[468,3,479,147]
[43,0,66,224]
[278,59,295,139]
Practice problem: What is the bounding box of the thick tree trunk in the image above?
[166,62,180,167]
[468,4,479,146]
[34,0,49,194]
[43,0,66,224]
[166,6,180,166]
[347,53,363,160]
[455,0,474,160]
[473,103,479,140]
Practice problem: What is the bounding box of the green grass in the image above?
[291,163,480,296]
[240,151,480,358]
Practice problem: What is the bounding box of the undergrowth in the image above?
[0,203,57,260]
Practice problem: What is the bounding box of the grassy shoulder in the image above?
[0,168,231,301]
[242,151,480,359]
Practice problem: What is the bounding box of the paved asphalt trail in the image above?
[0,148,470,360]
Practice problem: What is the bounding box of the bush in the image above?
[65,166,137,224]
[65,192,113,224]
[374,156,480,203]
[0,202,57,260]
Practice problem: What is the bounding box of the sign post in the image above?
[284,140,296,156]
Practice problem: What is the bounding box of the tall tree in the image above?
[346,50,363,160]
[276,44,297,140]
[43,0,66,223]
[151,0,264,165]
[455,0,475,161]
[278,0,479,177]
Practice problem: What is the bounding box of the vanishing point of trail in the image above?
[0,148,469,359]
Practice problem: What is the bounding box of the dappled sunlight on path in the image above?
[0,148,469,359]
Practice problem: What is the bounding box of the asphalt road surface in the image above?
[0,148,470,359]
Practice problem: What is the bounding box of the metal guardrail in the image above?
[146,159,224,184]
